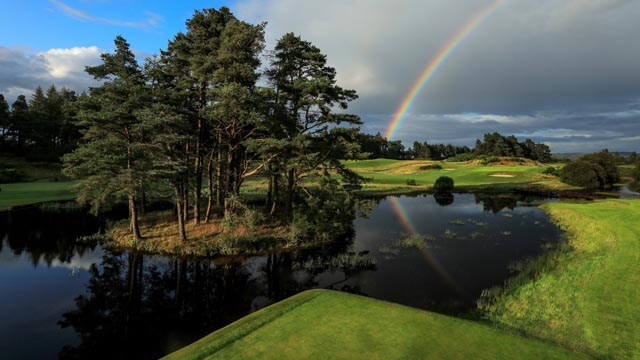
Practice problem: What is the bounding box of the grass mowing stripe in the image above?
[162,290,326,360]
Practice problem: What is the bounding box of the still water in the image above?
[0,193,562,359]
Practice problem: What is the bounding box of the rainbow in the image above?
[388,197,463,293]
[385,0,504,139]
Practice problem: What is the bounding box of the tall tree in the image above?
[28,86,49,149]
[164,7,236,224]
[10,95,29,148]
[0,94,9,147]
[208,18,265,214]
[62,36,148,241]
[265,33,362,218]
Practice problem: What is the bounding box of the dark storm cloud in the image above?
[238,0,640,151]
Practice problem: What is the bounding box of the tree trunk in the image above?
[174,183,187,242]
[215,131,224,206]
[285,168,295,219]
[128,194,142,242]
[270,174,278,215]
[183,143,190,222]
[223,144,234,213]
[193,84,207,225]
[205,149,215,223]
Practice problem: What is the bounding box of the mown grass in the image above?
[0,181,76,210]
[343,158,574,194]
[163,289,586,360]
[479,199,640,359]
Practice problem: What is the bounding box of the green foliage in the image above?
[0,167,24,183]
[445,153,476,162]
[291,178,355,242]
[405,179,417,186]
[542,166,558,176]
[559,161,605,189]
[629,161,640,192]
[434,176,454,193]
[481,156,500,165]
[418,164,442,170]
[559,151,621,189]
[474,132,551,162]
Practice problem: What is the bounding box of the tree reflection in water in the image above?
[58,222,375,359]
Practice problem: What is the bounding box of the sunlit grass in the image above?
[480,199,640,359]
[0,181,76,210]
[340,158,574,194]
[163,289,586,360]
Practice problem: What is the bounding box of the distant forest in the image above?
[356,132,551,162]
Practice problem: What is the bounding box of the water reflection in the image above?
[58,247,376,359]
[0,193,563,359]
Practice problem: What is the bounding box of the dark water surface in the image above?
[0,193,563,359]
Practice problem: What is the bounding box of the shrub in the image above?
[0,168,24,183]
[577,152,620,185]
[481,156,500,165]
[418,164,442,170]
[446,153,476,162]
[433,176,454,193]
[542,166,558,176]
[405,179,418,186]
[559,161,607,189]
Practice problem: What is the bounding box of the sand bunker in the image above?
[444,168,456,171]
[489,174,515,178]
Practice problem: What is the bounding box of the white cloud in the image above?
[40,46,102,78]
[49,0,164,30]
[0,46,102,103]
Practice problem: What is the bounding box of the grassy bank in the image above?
[0,155,75,210]
[343,159,571,194]
[163,289,586,360]
[480,199,640,359]
[0,181,76,210]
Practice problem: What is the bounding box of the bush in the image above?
[0,168,25,183]
[405,179,418,186]
[418,164,442,170]
[481,156,500,166]
[559,161,608,189]
[577,152,620,185]
[433,176,454,193]
[446,153,476,162]
[542,166,558,176]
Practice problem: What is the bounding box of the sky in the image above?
[1,0,640,153]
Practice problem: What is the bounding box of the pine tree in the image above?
[62,36,148,241]
[265,33,362,218]
[0,94,9,147]
[10,95,29,148]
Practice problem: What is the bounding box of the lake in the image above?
[0,193,563,359]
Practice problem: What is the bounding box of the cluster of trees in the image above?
[355,133,471,160]
[355,133,406,159]
[0,87,82,160]
[473,132,551,162]
[355,132,550,162]
[559,150,624,189]
[410,141,471,160]
[61,8,363,243]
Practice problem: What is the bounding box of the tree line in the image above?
[0,87,83,160]
[354,131,550,162]
[58,7,363,243]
